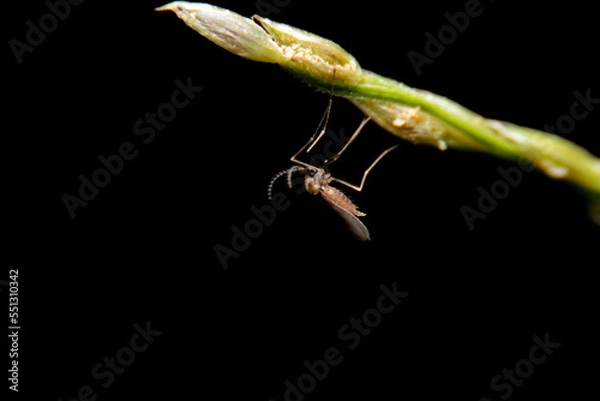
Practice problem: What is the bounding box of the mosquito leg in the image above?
[332,145,399,192]
[305,68,337,154]
[290,88,334,165]
[324,116,371,166]
[291,106,329,166]
[305,94,333,154]
[291,68,336,166]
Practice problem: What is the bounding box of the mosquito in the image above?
[268,73,399,241]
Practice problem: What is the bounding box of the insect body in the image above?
[306,169,370,241]
[268,89,398,240]
[270,162,370,240]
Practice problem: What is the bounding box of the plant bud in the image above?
[156,2,286,63]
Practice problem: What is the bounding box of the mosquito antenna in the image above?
[306,68,337,154]
[268,169,289,200]
[286,166,305,189]
[268,166,306,199]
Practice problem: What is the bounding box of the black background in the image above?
[4,0,599,400]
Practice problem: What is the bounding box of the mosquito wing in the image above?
[320,193,371,241]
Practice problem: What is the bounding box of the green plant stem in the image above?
[157,2,600,221]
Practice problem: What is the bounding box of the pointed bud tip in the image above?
[155,2,216,13]
[155,2,177,12]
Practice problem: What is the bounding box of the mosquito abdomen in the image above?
[321,186,365,217]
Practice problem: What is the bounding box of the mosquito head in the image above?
[303,167,330,195]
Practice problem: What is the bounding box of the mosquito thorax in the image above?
[304,175,320,195]
[303,169,330,195]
